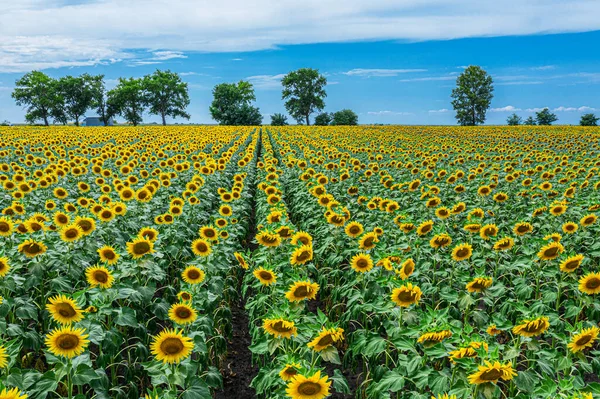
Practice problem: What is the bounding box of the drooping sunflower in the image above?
[46,295,85,325]
[85,266,114,289]
[307,327,344,352]
[560,254,584,273]
[398,258,415,280]
[466,277,493,293]
[350,253,374,273]
[486,324,502,336]
[45,326,89,358]
[416,220,434,236]
[126,237,154,259]
[344,221,364,238]
[256,231,282,247]
[451,243,473,262]
[0,387,28,399]
[430,234,452,249]
[290,245,313,266]
[493,237,514,251]
[512,316,550,337]
[98,245,119,265]
[138,227,159,242]
[463,223,481,233]
[467,361,517,385]
[263,318,297,339]
[449,341,488,362]
[580,213,597,227]
[285,281,319,302]
[286,371,331,399]
[550,204,567,216]
[191,238,212,257]
[391,283,422,307]
[537,242,564,260]
[417,330,452,346]
[181,266,206,284]
[168,303,198,325]
[479,224,498,240]
[567,327,599,353]
[513,222,533,236]
[150,328,194,364]
[17,239,47,258]
[253,267,277,286]
[59,224,84,242]
[279,363,301,381]
[578,272,600,295]
[291,231,313,246]
[435,206,451,219]
[358,232,379,250]
[234,252,249,269]
[0,257,10,277]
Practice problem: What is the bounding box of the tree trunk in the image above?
[306,114,310,126]
[75,116,79,127]
[162,113,166,126]
[44,115,49,126]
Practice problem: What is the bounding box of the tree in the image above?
[331,109,358,126]
[143,70,190,125]
[281,68,327,125]
[450,66,494,126]
[314,112,332,126]
[107,78,146,126]
[89,75,116,126]
[56,74,98,126]
[270,113,288,126]
[11,71,62,126]
[507,113,522,126]
[209,81,262,125]
[580,113,599,126]
[524,116,537,125]
[535,108,558,125]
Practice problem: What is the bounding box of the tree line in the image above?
[10,66,598,127]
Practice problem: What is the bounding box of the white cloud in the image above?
[553,106,597,112]
[428,108,449,113]
[531,65,555,71]
[368,110,413,116]
[491,105,521,112]
[1,0,600,72]
[246,73,286,89]
[400,76,456,82]
[231,58,243,61]
[151,51,187,61]
[343,68,426,77]
[525,107,548,112]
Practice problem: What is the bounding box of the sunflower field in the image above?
[0,125,599,399]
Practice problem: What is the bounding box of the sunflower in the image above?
[416,220,434,236]
[550,204,567,216]
[449,341,488,362]
[562,221,578,234]
[0,217,15,237]
[493,237,514,251]
[398,258,415,280]
[417,330,452,346]
[150,328,194,364]
[543,233,562,242]
[219,205,233,217]
[578,272,600,295]
[350,253,373,273]
[451,243,472,262]
[0,388,28,399]
[580,213,597,227]
[479,224,498,240]
[431,395,457,399]
[177,291,193,302]
[234,252,249,269]
[97,208,115,222]
[46,295,84,325]
[567,327,599,353]
[285,281,319,302]
[291,231,313,246]
[435,206,451,219]
[0,257,10,277]
[286,371,331,399]
[138,227,159,242]
[560,254,584,273]
[45,326,89,358]
[430,234,452,249]
[463,223,481,233]
[279,363,301,381]
[391,283,422,307]
[344,221,364,238]
[466,277,493,293]
[307,327,344,352]
[256,231,282,247]
[168,303,198,325]
[199,226,218,241]
[17,239,47,258]
[182,266,206,284]
[263,318,297,339]
[60,224,84,242]
[0,345,6,368]
[467,361,517,385]
[75,217,96,236]
[290,245,313,265]
[513,222,533,236]
[253,267,277,286]
[358,232,379,250]
[486,324,502,336]
[126,237,154,259]
[191,238,212,257]
[537,242,564,260]
[98,245,119,265]
[512,316,550,337]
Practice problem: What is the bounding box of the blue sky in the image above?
[0,1,599,125]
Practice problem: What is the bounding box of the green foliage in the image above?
[580,113,599,126]
[89,74,116,126]
[143,70,190,125]
[55,74,98,126]
[209,81,262,125]
[507,113,522,126]
[270,113,288,126]
[281,68,327,125]
[524,116,537,125]
[331,109,358,126]
[450,65,494,126]
[107,78,146,126]
[314,112,332,126]
[11,71,62,126]
[535,108,558,125]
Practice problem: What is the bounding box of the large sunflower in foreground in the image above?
[350,253,373,273]
[0,388,28,399]
[467,361,517,385]
[263,318,297,339]
[85,266,115,289]
[46,295,84,325]
[512,316,550,338]
[126,237,154,259]
[285,281,319,302]
[17,239,47,258]
[391,283,422,308]
[286,370,331,399]
[150,329,194,364]
[168,303,198,325]
[578,272,600,295]
[567,327,599,353]
[307,327,344,352]
[45,326,89,358]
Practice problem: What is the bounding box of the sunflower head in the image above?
[85,265,115,289]
[182,266,206,285]
[150,328,194,364]
[169,303,198,325]
[285,281,319,302]
[350,253,374,273]
[126,237,154,259]
[46,295,85,325]
[45,326,89,358]
[285,371,331,399]
[253,267,277,286]
[579,272,600,295]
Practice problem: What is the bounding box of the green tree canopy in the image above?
[314,112,332,126]
[281,68,327,125]
[507,113,522,126]
[331,109,358,126]
[89,74,116,126]
[450,66,494,126]
[270,113,288,126]
[524,116,537,125]
[56,73,98,126]
[143,70,190,125]
[107,78,146,126]
[580,113,599,126]
[535,108,558,125]
[11,71,62,126]
[209,81,262,125]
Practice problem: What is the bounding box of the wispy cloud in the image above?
[231,58,243,61]
[525,107,548,112]
[400,76,456,83]
[343,68,426,77]
[246,73,286,89]
[531,65,556,71]
[491,105,521,112]
[128,50,187,66]
[553,106,596,112]
[496,81,544,86]
[368,110,414,116]
[428,108,450,113]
